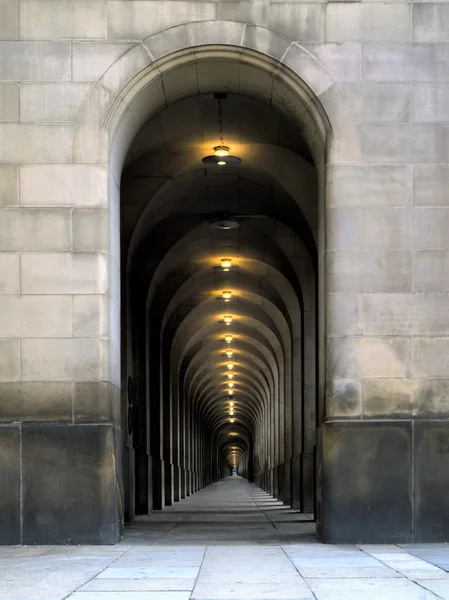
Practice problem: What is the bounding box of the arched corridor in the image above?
[120,69,321,523]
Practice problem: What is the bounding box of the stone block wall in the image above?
[0,0,449,543]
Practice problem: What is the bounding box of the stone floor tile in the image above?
[79,578,197,591]
[68,593,192,600]
[420,581,449,599]
[96,566,200,579]
[297,566,402,578]
[306,577,440,599]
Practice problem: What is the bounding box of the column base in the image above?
[0,423,121,545]
[152,458,165,510]
[301,450,315,513]
[318,420,449,543]
[164,462,173,506]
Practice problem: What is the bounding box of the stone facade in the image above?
[0,1,449,545]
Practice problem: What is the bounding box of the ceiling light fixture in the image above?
[202,95,241,167]
[223,315,233,325]
[222,291,232,302]
[227,373,234,379]
[214,258,238,273]
[229,401,234,407]
[225,334,233,344]
[226,350,233,358]
[228,382,234,388]
[221,258,232,271]
[215,146,229,157]
[227,363,234,370]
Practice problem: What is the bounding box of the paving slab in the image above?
[306,577,440,599]
[68,593,191,600]
[420,581,449,599]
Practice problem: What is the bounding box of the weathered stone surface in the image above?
[20,83,92,122]
[326,293,361,336]
[414,337,449,377]
[73,381,119,424]
[0,83,18,121]
[326,379,361,418]
[321,421,413,543]
[363,43,449,83]
[108,2,217,40]
[0,124,74,163]
[363,208,413,250]
[303,43,361,83]
[363,293,449,335]
[0,295,72,338]
[21,338,108,382]
[327,165,411,207]
[414,207,449,249]
[0,42,71,80]
[362,251,412,293]
[413,251,449,292]
[21,252,108,294]
[72,42,133,82]
[0,253,20,294]
[22,424,119,544]
[412,165,449,206]
[362,379,414,418]
[0,1,19,40]
[218,3,325,42]
[20,1,107,41]
[0,382,72,422]
[0,339,20,382]
[73,208,109,252]
[0,426,20,544]
[0,166,18,207]
[413,4,449,43]
[342,83,411,123]
[73,294,109,337]
[326,4,411,43]
[20,165,108,207]
[359,124,448,163]
[0,208,72,251]
[326,208,362,250]
[414,421,449,542]
[413,84,449,122]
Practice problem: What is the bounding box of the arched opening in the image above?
[109,46,328,529]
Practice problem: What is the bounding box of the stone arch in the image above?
[72,21,360,170]
[71,22,358,525]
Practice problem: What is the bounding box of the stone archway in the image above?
[68,22,362,543]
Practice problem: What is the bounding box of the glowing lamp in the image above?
[215,146,229,157]
[221,258,232,271]
[222,291,232,302]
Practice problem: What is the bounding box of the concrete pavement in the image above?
[1,477,449,600]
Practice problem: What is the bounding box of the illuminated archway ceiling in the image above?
[122,92,317,467]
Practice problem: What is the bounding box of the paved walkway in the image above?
[2,477,449,599]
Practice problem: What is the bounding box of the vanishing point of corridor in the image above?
[2,478,449,600]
